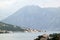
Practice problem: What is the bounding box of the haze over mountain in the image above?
[2,5,60,31]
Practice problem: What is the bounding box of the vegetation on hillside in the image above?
[0,22,24,32]
[49,33,60,40]
[34,33,60,40]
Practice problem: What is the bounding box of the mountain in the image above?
[2,6,60,31]
[0,22,24,32]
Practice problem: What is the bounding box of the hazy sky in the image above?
[0,0,60,20]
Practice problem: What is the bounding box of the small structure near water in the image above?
[24,28,46,33]
[0,30,9,33]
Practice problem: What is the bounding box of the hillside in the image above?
[0,22,24,32]
[2,6,60,31]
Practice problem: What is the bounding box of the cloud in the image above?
[16,0,60,8]
[0,0,16,8]
[0,0,60,8]
[27,0,60,8]
[39,0,60,7]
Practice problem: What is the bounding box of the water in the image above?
[0,31,60,40]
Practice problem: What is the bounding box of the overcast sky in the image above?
[0,0,60,20]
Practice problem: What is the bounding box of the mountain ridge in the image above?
[1,5,60,31]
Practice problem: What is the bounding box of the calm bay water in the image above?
[0,31,60,40]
